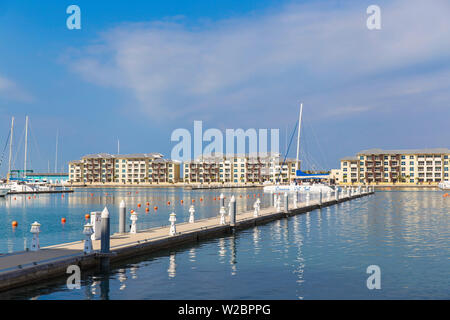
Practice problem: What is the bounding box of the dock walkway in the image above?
[0,190,373,292]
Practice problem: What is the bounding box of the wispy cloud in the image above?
[66,0,450,126]
[0,75,34,103]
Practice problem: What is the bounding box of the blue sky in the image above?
[0,0,449,175]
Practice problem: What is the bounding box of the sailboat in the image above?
[0,116,54,193]
[263,103,334,193]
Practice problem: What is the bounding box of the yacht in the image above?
[438,181,450,190]
[264,102,332,194]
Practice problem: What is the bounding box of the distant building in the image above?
[25,173,69,184]
[68,153,180,184]
[183,153,298,184]
[338,148,450,184]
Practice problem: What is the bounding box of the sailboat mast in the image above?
[7,117,14,181]
[295,103,303,172]
[55,130,58,173]
[24,116,29,179]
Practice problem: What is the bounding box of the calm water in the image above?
[0,188,449,299]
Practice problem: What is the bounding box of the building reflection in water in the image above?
[229,235,237,276]
[168,253,176,278]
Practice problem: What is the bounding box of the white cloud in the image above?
[66,0,450,125]
[0,75,34,103]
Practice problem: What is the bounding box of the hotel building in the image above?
[338,148,450,185]
[68,153,181,184]
[183,153,298,184]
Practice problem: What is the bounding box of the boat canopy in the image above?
[295,170,329,179]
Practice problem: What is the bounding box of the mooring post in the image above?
[30,221,41,251]
[169,212,177,236]
[130,211,138,234]
[83,223,94,254]
[119,200,126,233]
[253,200,259,217]
[293,192,298,208]
[220,193,225,208]
[100,207,110,270]
[220,206,226,225]
[319,190,323,206]
[335,187,339,201]
[284,192,289,212]
[270,191,274,207]
[189,205,195,223]
[229,195,236,227]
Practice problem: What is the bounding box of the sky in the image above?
[0,0,449,175]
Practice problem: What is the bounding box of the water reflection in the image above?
[168,253,176,278]
[218,238,226,263]
[229,235,237,276]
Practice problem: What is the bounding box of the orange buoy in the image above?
[240,195,243,198]
[146,202,150,206]
[213,197,216,201]
[145,207,149,212]
[85,214,90,220]
[13,197,16,200]
[200,198,203,202]
[154,206,158,210]
[192,199,195,203]
[12,221,18,228]
[131,209,135,213]
[61,218,66,224]
[180,200,184,204]
[137,203,141,208]
[28,196,31,200]
[91,193,94,197]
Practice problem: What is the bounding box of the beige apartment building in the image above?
[68,153,181,185]
[337,148,450,185]
[183,153,298,184]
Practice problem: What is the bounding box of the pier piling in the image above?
[119,200,126,234]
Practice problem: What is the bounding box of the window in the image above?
[401,156,405,159]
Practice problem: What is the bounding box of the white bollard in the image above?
[220,206,226,225]
[90,211,102,240]
[30,221,41,251]
[189,205,195,223]
[83,223,94,253]
[169,212,177,236]
[130,211,138,234]
[335,188,339,201]
[319,190,323,206]
[275,194,281,212]
[253,200,260,217]
[306,191,310,206]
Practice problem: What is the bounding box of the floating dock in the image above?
[0,189,374,292]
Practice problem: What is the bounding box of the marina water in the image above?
[0,188,448,299]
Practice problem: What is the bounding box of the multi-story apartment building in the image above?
[183,153,298,184]
[68,153,180,184]
[338,148,450,184]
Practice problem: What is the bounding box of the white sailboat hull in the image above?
[438,181,450,190]
[264,184,334,193]
[0,188,9,197]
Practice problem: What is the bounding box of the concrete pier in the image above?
[0,189,374,292]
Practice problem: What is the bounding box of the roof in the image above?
[81,153,164,159]
[340,156,359,161]
[27,173,69,177]
[357,148,450,155]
